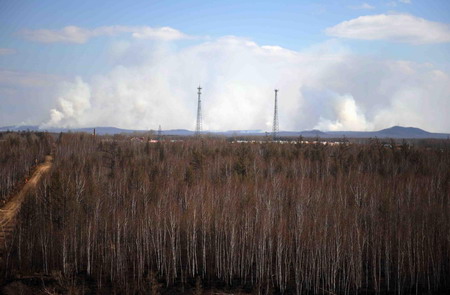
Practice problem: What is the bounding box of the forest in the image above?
[0,132,51,202]
[1,132,449,294]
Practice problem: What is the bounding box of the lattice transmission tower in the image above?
[157,125,162,141]
[195,86,202,136]
[272,89,279,140]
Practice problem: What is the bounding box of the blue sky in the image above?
[1,0,449,132]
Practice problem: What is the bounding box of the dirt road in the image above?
[0,155,53,259]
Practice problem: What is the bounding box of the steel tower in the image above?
[272,89,279,140]
[196,86,202,135]
[158,125,162,141]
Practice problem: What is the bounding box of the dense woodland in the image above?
[2,133,450,294]
[0,132,51,202]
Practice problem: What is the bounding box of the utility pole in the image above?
[158,125,162,141]
[196,86,202,136]
[273,89,279,141]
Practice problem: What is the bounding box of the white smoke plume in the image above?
[315,94,371,131]
[42,37,450,132]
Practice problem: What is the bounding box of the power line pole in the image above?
[273,89,279,140]
[196,86,202,136]
[158,125,162,141]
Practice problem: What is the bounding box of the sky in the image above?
[0,0,449,132]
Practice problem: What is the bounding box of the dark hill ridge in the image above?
[378,126,430,137]
[0,125,449,139]
[327,126,449,139]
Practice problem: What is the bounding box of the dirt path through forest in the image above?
[0,155,53,258]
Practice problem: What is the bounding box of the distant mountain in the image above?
[0,125,38,132]
[377,126,431,138]
[327,126,449,139]
[279,130,327,137]
[0,125,195,136]
[162,129,194,136]
[0,126,139,135]
[1,125,449,139]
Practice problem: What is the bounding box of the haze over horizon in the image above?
[1,0,450,133]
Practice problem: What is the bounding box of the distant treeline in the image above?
[5,134,450,294]
[0,132,52,201]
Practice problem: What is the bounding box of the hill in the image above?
[1,125,449,139]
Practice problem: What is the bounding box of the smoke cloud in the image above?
[41,37,450,132]
[315,94,371,131]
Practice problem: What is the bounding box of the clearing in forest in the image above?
[0,155,53,259]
